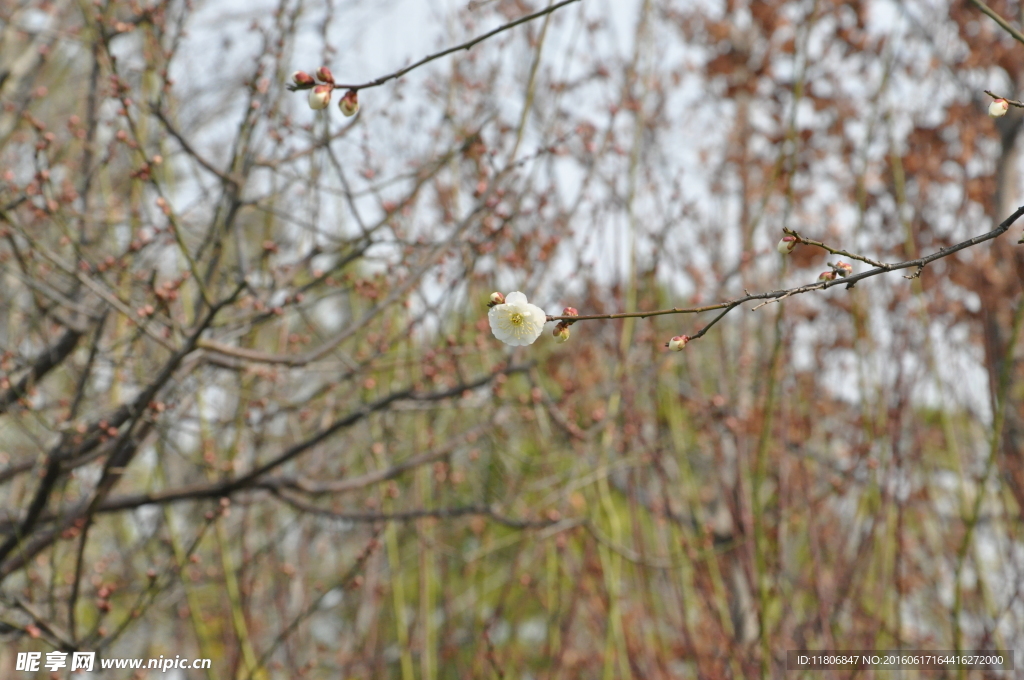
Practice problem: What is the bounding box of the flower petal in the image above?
[488,306,510,340]
[504,291,528,306]
[526,304,547,334]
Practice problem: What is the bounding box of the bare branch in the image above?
[547,205,1024,343]
[290,0,582,92]
[271,490,558,530]
[0,327,83,415]
[969,0,1024,48]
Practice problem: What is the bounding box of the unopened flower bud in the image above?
[487,291,505,307]
[315,66,334,84]
[818,271,836,282]
[990,98,1009,118]
[834,261,853,277]
[666,335,690,351]
[339,89,359,117]
[562,307,578,317]
[777,235,797,254]
[553,323,571,343]
[292,71,315,89]
[308,84,332,110]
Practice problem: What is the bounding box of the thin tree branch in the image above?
[985,89,1024,108]
[242,530,383,680]
[782,227,887,267]
[288,417,503,494]
[0,326,83,415]
[969,0,1024,47]
[290,0,582,92]
[150,106,240,186]
[545,206,1024,342]
[90,365,530,514]
[271,490,558,529]
[0,284,245,578]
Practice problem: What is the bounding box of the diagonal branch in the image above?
[969,0,1024,47]
[86,364,530,515]
[150,106,240,186]
[782,227,887,267]
[546,205,1024,342]
[290,0,582,92]
[0,284,245,578]
[0,326,83,415]
[286,417,503,494]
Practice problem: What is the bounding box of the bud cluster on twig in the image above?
[292,67,359,116]
[552,307,578,344]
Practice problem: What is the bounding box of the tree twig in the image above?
[290,0,582,92]
[546,205,1024,342]
[969,0,1024,47]
[984,89,1024,107]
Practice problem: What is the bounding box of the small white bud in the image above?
[665,335,690,351]
[990,99,1009,118]
[777,235,797,255]
[339,89,359,117]
[308,84,332,110]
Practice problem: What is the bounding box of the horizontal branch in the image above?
[272,490,558,530]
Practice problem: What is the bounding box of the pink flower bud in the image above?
[562,307,578,317]
[777,235,797,254]
[315,66,334,84]
[487,291,505,307]
[834,261,853,277]
[339,89,359,117]
[292,71,315,89]
[666,335,689,351]
[553,323,571,343]
[308,84,332,110]
[989,98,1009,118]
[818,271,836,282]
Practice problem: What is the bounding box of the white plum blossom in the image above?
[990,99,1009,118]
[488,291,546,346]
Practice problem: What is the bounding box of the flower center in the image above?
[509,311,524,326]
